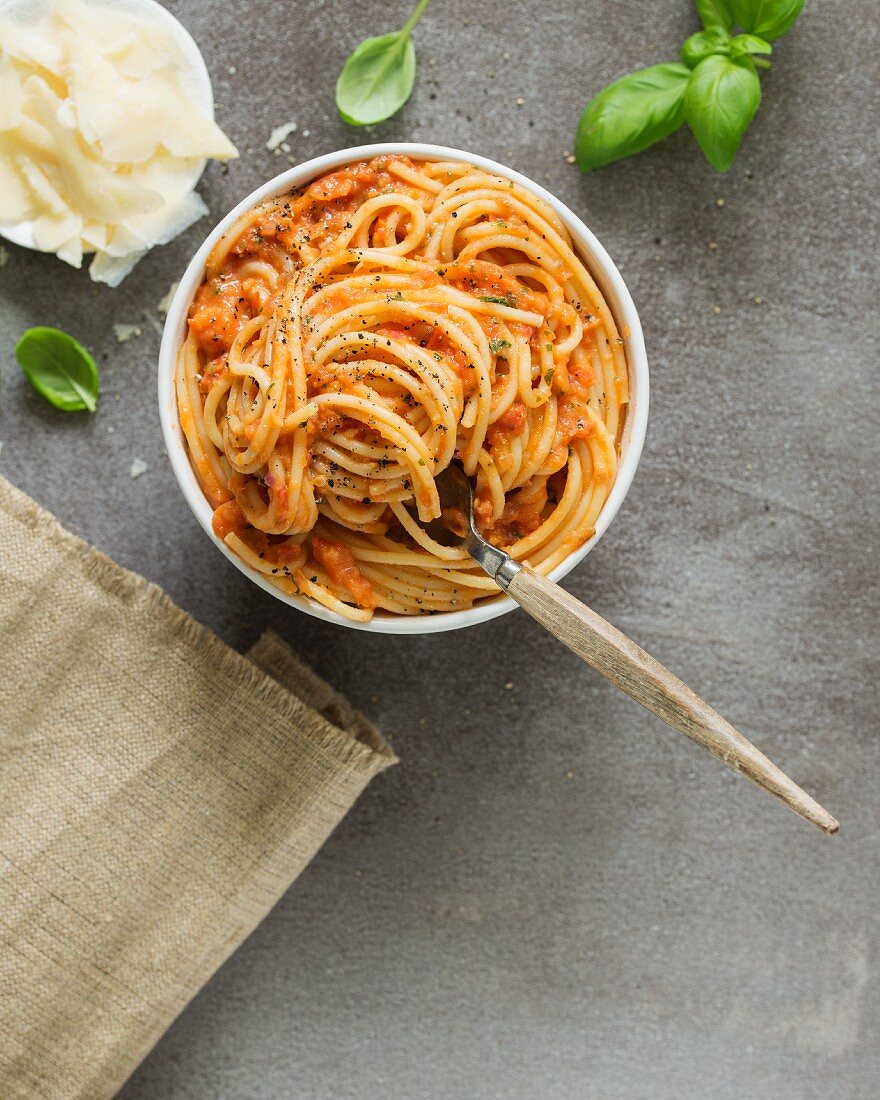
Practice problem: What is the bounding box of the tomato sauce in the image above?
[189,277,252,356]
[212,499,247,538]
[311,536,376,608]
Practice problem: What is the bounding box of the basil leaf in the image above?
[695,0,734,30]
[681,27,732,68]
[730,33,773,57]
[730,0,805,40]
[15,327,99,412]
[335,0,429,126]
[575,63,691,171]
[336,33,415,126]
[684,54,761,171]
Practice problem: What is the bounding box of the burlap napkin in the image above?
[0,475,396,1099]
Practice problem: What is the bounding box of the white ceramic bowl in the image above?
[158,143,649,634]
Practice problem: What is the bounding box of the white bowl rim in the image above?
[158,142,649,635]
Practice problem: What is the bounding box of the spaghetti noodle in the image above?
[176,156,628,620]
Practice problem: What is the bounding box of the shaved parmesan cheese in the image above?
[33,207,82,253]
[0,19,62,72]
[156,281,179,315]
[0,0,238,285]
[266,121,297,151]
[129,458,148,479]
[113,323,141,342]
[142,310,165,337]
[55,0,188,76]
[55,235,83,267]
[0,55,23,129]
[0,140,34,221]
[88,249,141,288]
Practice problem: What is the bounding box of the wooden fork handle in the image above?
[504,565,838,835]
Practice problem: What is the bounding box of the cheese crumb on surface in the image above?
[113,323,141,342]
[266,121,297,151]
[129,458,148,479]
[156,281,179,315]
[0,0,237,286]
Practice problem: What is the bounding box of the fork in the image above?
[414,463,838,835]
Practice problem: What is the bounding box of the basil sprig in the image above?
[336,0,430,126]
[684,54,761,171]
[731,0,805,39]
[575,64,691,172]
[575,0,805,173]
[695,0,734,29]
[15,327,100,412]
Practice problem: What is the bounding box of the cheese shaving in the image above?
[156,281,179,315]
[113,323,141,342]
[266,121,297,151]
[0,0,238,286]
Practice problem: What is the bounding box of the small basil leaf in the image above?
[729,0,805,40]
[730,33,773,57]
[684,54,761,171]
[575,63,691,171]
[681,27,732,68]
[479,294,517,307]
[15,327,100,412]
[695,0,734,30]
[336,32,416,126]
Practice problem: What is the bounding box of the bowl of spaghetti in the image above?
[158,143,648,633]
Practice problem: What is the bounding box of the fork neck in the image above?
[466,532,522,591]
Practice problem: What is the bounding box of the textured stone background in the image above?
[1,1,878,1097]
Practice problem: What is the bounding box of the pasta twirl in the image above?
[176,156,628,620]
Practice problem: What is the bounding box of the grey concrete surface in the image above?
[1,1,878,1096]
